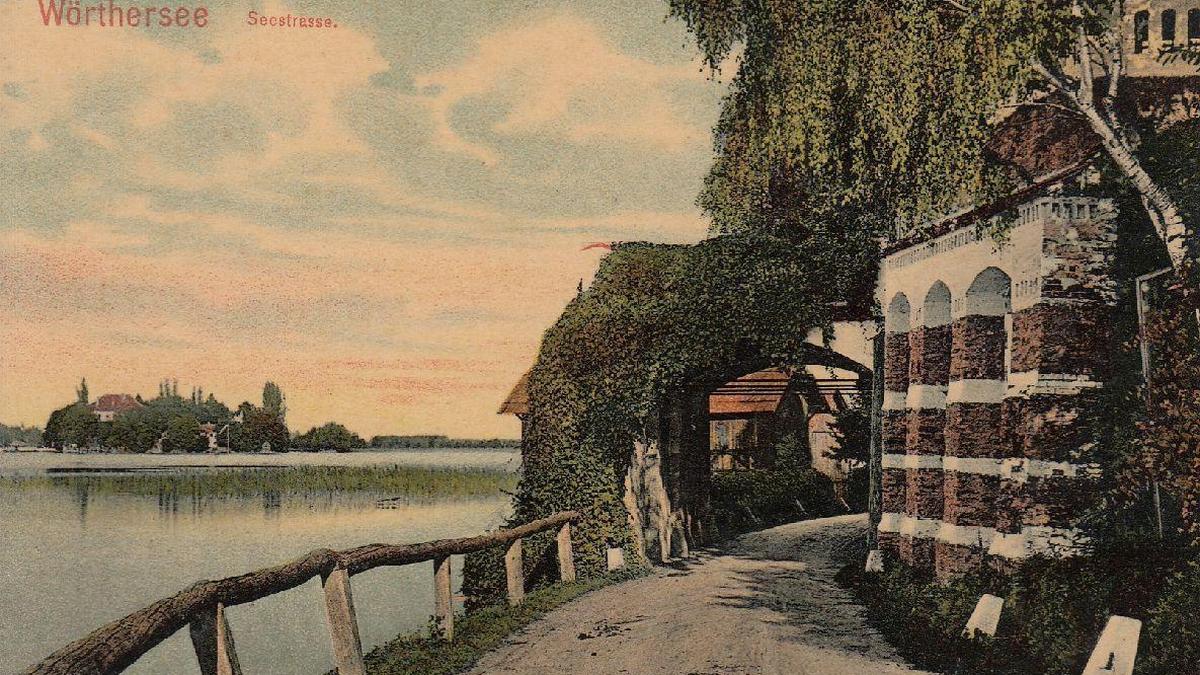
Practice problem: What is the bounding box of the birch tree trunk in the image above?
[1077,103,1191,270]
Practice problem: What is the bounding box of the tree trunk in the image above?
[1077,103,1192,270]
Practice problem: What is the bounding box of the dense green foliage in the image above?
[845,541,1198,675]
[0,465,517,502]
[708,431,843,537]
[667,0,1083,238]
[0,422,42,447]
[262,381,287,423]
[293,422,368,452]
[370,436,520,449]
[161,414,209,454]
[463,233,865,606]
[361,568,645,675]
[37,380,373,454]
[42,403,98,449]
[708,466,839,538]
[827,396,870,466]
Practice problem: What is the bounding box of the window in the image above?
[1135,10,1150,53]
[1163,9,1177,50]
[1190,9,1200,47]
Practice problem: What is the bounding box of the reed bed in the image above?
[1,465,518,502]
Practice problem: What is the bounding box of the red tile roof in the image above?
[90,394,143,414]
[708,369,792,416]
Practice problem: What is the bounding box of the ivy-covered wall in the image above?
[463,232,874,606]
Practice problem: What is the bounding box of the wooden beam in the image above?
[504,539,524,605]
[26,511,579,675]
[322,567,365,675]
[188,604,242,675]
[433,556,453,641]
[556,523,576,582]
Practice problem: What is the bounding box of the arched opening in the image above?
[901,282,953,570]
[937,267,1012,578]
[879,294,912,557]
[1135,10,1150,53]
[643,342,873,561]
[964,267,1014,379]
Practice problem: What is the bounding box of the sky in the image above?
[0,0,733,438]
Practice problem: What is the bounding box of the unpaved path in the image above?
[469,514,930,675]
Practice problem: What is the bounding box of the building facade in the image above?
[873,0,1198,579]
[877,192,1119,578]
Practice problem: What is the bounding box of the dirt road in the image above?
[469,514,930,675]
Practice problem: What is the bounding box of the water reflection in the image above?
[1,462,512,675]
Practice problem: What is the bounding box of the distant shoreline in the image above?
[1,446,520,455]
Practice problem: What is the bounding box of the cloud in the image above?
[413,12,711,166]
[0,0,723,437]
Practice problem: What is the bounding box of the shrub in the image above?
[847,542,1196,675]
[707,466,839,539]
[1140,561,1200,675]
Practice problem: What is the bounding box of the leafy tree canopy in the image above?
[667,0,1194,268]
[42,404,97,449]
[293,422,367,452]
[161,414,209,454]
[0,423,42,447]
[263,381,286,422]
[230,407,290,453]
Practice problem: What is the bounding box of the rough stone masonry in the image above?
[877,196,1119,578]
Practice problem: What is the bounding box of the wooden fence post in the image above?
[189,603,243,675]
[556,523,576,582]
[505,538,524,605]
[433,555,454,641]
[322,567,366,675]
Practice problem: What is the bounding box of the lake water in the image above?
[0,450,520,674]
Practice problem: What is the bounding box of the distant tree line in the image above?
[0,423,42,447]
[293,422,367,453]
[369,435,520,449]
[38,379,355,454]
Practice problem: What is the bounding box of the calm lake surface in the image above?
[0,449,520,674]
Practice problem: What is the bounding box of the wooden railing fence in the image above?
[25,511,580,675]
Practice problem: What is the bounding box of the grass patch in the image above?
[0,465,518,502]
[362,568,647,675]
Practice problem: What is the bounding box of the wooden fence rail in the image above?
[25,510,580,675]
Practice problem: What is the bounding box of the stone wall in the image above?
[877,195,1118,578]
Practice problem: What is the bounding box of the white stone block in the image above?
[606,546,626,571]
[987,531,1028,559]
[878,512,903,533]
[907,384,948,410]
[865,549,884,573]
[963,594,1004,638]
[947,379,1007,404]
[1083,616,1142,675]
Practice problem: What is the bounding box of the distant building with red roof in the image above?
[89,394,143,422]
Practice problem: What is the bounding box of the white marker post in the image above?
[1083,616,1142,675]
[606,546,626,571]
[865,549,884,573]
[963,594,1004,638]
